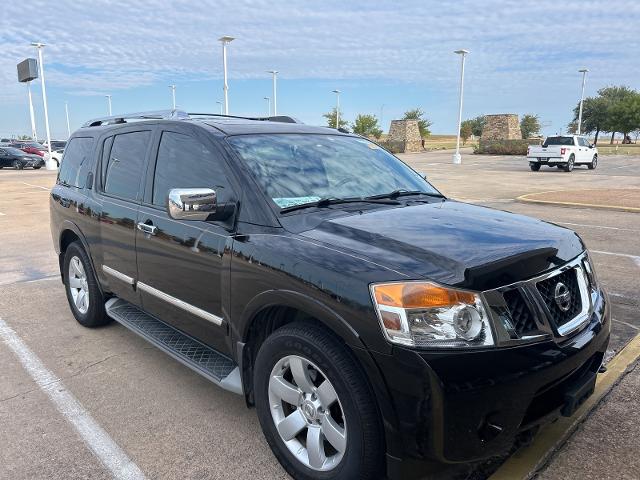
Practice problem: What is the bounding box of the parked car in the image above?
[527,135,598,172]
[44,148,65,167]
[43,140,67,150]
[0,146,45,169]
[9,141,47,157]
[50,111,610,480]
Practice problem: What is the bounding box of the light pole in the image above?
[169,84,176,109]
[218,36,235,115]
[263,97,271,116]
[26,81,38,140]
[65,101,71,138]
[31,42,54,168]
[332,89,341,129]
[577,68,589,135]
[267,70,278,115]
[453,49,469,165]
[216,101,223,115]
[105,95,112,115]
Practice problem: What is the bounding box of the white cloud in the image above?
[0,0,638,105]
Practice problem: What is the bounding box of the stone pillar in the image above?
[387,120,422,153]
[481,114,522,140]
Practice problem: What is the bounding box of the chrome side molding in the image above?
[102,265,135,285]
[137,282,224,326]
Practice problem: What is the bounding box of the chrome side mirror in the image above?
[168,188,217,221]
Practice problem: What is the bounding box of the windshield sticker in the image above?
[273,196,322,208]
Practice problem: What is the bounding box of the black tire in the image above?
[564,155,575,172]
[13,160,24,170]
[32,166,41,170]
[254,322,384,480]
[63,241,111,327]
[588,155,597,170]
[529,163,541,171]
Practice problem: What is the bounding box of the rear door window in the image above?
[58,137,94,188]
[103,131,151,201]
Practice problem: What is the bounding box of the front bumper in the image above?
[373,291,610,479]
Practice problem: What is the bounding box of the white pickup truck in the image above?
[527,135,598,172]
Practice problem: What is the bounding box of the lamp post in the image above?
[31,42,54,168]
[218,36,235,115]
[453,49,469,165]
[65,101,71,138]
[169,84,176,109]
[577,68,589,135]
[105,95,112,115]
[216,101,223,115]
[332,89,341,129]
[263,97,271,116]
[26,81,38,140]
[267,70,278,115]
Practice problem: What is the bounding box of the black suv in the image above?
[50,111,610,480]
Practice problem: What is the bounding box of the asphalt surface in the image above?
[0,150,638,479]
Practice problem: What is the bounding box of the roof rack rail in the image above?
[188,113,304,124]
[82,109,189,127]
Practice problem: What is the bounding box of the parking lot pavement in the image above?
[1,153,639,479]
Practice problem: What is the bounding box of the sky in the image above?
[1,0,639,140]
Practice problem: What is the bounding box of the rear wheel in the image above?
[564,155,575,172]
[254,322,384,480]
[32,166,41,170]
[13,160,23,170]
[588,155,597,170]
[63,242,111,327]
[529,163,541,171]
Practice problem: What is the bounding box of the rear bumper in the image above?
[527,156,564,163]
[374,291,610,479]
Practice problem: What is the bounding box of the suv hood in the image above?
[299,201,584,290]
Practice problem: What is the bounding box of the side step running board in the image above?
[105,298,243,395]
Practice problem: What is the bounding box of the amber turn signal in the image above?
[373,282,476,309]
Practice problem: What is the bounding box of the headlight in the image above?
[371,281,494,348]
[582,253,598,290]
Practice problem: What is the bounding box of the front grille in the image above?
[536,268,582,328]
[503,288,537,336]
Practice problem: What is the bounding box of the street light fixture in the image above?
[263,97,271,117]
[65,101,71,138]
[453,49,469,165]
[31,42,54,168]
[332,89,341,129]
[216,100,223,115]
[105,95,112,115]
[169,84,176,109]
[218,36,235,115]
[577,68,589,135]
[267,70,278,115]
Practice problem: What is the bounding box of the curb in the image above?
[517,191,640,213]
[489,332,640,480]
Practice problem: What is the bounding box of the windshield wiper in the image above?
[365,189,445,200]
[279,197,400,214]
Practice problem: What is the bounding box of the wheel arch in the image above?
[57,221,102,296]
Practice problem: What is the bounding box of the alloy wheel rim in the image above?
[268,354,347,471]
[68,256,89,314]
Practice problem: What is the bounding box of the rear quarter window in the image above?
[58,137,95,188]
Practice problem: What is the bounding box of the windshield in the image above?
[543,136,574,147]
[3,147,27,155]
[227,134,440,209]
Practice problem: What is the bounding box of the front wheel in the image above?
[588,155,598,170]
[529,163,541,171]
[32,165,42,169]
[254,322,384,480]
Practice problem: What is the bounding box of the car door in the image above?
[96,127,154,306]
[576,137,589,162]
[135,126,234,353]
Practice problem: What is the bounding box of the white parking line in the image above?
[592,250,640,269]
[0,316,147,480]
[558,222,640,233]
[21,182,50,191]
[0,212,5,216]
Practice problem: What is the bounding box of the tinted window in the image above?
[152,131,228,207]
[543,136,575,147]
[104,131,150,200]
[58,137,94,188]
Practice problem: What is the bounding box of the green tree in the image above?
[468,115,486,137]
[570,96,609,143]
[598,86,637,143]
[520,114,541,139]
[402,108,432,137]
[323,107,349,130]
[351,114,383,139]
[460,120,473,145]
[608,94,640,140]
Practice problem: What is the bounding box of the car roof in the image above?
[199,117,344,136]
